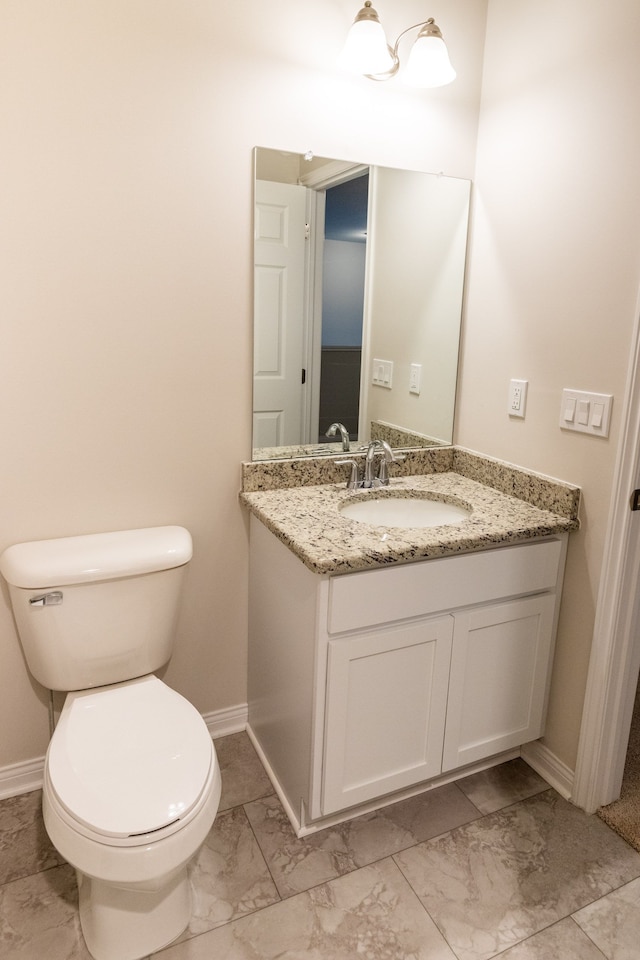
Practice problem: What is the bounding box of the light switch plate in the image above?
[372,358,393,389]
[560,388,613,437]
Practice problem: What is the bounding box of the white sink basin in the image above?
[339,495,471,529]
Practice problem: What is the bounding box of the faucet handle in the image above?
[377,451,405,484]
[335,459,361,489]
[377,459,390,484]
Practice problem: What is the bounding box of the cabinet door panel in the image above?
[443,595,556,771]
[322,617,453,815]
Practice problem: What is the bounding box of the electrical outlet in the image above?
[508,379,528,418]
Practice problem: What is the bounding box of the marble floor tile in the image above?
[181,805,280,939]
[153,857,457,960]
[215,732,274,811]
[243,794,359,898]
[456,758,549,815]
[0,790,64,885]
[394,790,640,960]
[244,782,479,898]
[573,874,640,960]
[6,735,640,960]
[494,918,607,959]
[0,863,91,960]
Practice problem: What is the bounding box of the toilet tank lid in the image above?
[0,526,193,588]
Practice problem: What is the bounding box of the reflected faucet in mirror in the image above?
[326,422,350,451]
[252,147,471,462]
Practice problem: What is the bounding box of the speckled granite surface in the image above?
[240,470,580,576]
[242,447,454,493]
[241,446,581,517]
[251,422,443,462]
[252,440,352,461]
[370,421,447,449]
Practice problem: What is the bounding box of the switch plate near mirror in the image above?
[372,359,393,388]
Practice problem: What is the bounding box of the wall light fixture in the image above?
[340,1,456,88]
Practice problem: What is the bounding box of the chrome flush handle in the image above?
[29,591,63,607]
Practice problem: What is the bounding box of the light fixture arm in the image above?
[365,16,446,81]
[363,54,399,81]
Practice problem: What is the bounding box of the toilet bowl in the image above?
[42,676,221,960]
[0,525,220,960]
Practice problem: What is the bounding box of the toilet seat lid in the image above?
[47,676,213,839]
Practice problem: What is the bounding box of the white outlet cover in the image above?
[508,379,528,418]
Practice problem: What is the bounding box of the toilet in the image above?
[0,526,221,960]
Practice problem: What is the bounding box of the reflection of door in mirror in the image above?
[253,180,307,448]
[253,161,368,451]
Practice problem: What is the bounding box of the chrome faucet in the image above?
[364,439,400,487]
[336,439,404,490]
[325,422,350,451]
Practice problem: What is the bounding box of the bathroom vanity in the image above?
[242,449,580,835]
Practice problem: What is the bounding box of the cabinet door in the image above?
[322,616,453,815]
[442,594,556,772]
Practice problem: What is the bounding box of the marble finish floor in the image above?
[3,734,640,959]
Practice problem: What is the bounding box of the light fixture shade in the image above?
[339,4,395,76]
[403,22,456,88]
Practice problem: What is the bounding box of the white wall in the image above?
[458,0,640,768]
[0,0,487,771]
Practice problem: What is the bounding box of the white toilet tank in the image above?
[0,526,193,691]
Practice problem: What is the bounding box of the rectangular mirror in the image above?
[252,147,471,461]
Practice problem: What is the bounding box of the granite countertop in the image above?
[240,471,580,576]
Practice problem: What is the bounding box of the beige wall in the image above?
[457,0,640,768]
[366,168,470,442]
[0,0,487,770]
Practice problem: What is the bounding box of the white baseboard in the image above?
[521,740,574,801]
[246,728,523,839]
[203,702,248,740]
[0,757,45,800]
[0,702,249,800]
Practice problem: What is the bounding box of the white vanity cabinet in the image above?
[322,615,454,814]
[248,515,567,832]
